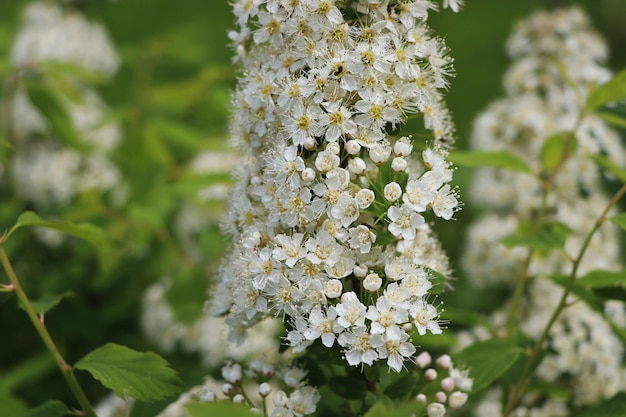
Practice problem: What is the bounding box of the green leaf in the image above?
[423,267,446,295]
[572,393,626,417]
[363,401,425,417]
[25,291,73,316]
[166,267,209,324]
[501,221,571,254]
[0,352,55,392]
[0,392,28,417]
[447,150,532,173]
[454,339,524,393]
[611,213,626,231]
[328,375,368,399]
[24,82,87,151]
[577,269,626,289]
[185,401,259,417]
[74,343,184,402]
[441,307,490,328]
[596,111,626,128]
[587,68,626,111]
[540,132,577,173]
[590,155,626,183]
[5,212,108,250]
[24,401,71,417]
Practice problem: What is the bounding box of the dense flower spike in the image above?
[4,1,122,212]
[215,0,462,371]
[461,7,626,413]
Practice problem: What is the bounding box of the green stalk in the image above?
[503,182,626,417]
[0,239,97,417]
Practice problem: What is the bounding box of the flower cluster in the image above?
[461,7,626,412]
[4,1,122,212]
[414,352,472,417]
[214,0,462,371]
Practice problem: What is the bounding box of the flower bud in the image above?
[363,273,382,291]
[416,393,427,403]
[327,142,340,155]
[415,351,432,368]
[303,136,317,150]
[435,391,447,403]
[391,156,407,172]
[222,383,234,396]
[425,368,438,381]
[383,182,402,202]
[441,376,455,391]
[222,363,242,383]
[356,189,375,209]
[394,137,413,156]
[324,279,343,298]
[259,382,272,397]
[348,157,367,175]
[448,391,468,409]
[345,140,361,155]
[301,167,316,184]
[436,354,451,369]
[233,394,245,404]
[369,142,391,164]
[427,402,446,417]
[353,264,368,278]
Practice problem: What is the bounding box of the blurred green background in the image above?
[0,0,625,413]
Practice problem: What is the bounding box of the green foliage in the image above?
[6,212,109,250]
[23,81,87,152]
[611,213,626,230]
[363,402,425,417]
[185,401,259,417]
[74,343,184,402]
[24,401,71,417]
[448,150,532,173]
[539,131,577,174]
[25,291,74,316]
[501,221,572,255]
[591,154,626,183]
[571,393,626,417]
[586,68,626,111]
[454,339,524,393]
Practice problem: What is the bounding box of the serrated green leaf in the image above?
[590,155,626,183]
[24,82,88,152]
[540,132,577,173]
[577,270,626,288]
[572,393,626,417]
[501,221,571,254]
[24,291,73,316]
[74,343,184,402]
[596,111,626,128]
[5,212,108,250]
[185,401,259,417]
[611,213,626,231]
[454,339,524,393]
[448,150,532,173]
[24,400,71,417]
[587,68,626,111]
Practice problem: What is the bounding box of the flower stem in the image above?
[0,238,97,417]
[503,182,626,417]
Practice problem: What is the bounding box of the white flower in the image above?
[348,225,376,254]
[387,204,425,240]
[383,182,402,202]
[334,292,367,328]
[431,184,458,220]
[411,299,442,336]
[377,332,416,372]
[355,189,375,209]
[338,326,384,367]
[323,279,343,299]
[304,305,342,347]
